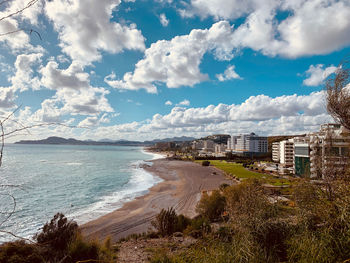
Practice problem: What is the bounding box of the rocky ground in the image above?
[116,234,197,263]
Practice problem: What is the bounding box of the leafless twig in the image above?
[0,0,40,22]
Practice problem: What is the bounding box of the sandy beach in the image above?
[81,159,232,242]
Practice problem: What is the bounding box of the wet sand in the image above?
[81,159,232,242]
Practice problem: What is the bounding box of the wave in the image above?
[65,162,83,166]
[68,160,163,224]
[141,148,166,160]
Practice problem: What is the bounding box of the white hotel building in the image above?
[227,133,268,153]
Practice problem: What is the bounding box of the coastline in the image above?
[81,158,233,242]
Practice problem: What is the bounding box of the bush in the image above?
[202,160,210,166]
[0,240,44,263]
[67,233,99,263]
[176,214,191,233]
[184,216,211,238]
[152,208,178,236]
[35,213,78,259]
[219,183,229,191]
[196,190,226,222]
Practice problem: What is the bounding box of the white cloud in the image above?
[0,0,44,52]
[180,0,261,20]
[216,65,242,81]
[40,61,90,90]
[159,13,169,26]
[78,113,111,127]
[11,53,43,91]
[44,0,146,65]
[73,91,331,141]
[178,99,190,106]
[0,87,16,108]
[106,21,235,92]
[303,64,338,86]
[182,0,350,58]
[165,100,173,105]
[8,91,332,143]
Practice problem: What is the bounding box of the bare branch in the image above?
[0,0,40,22]
[0,229,35,243]
[0,193,16,227]
[0,28,42,40]
[326,60,350,130]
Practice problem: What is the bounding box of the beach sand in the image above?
[81,159,233,242]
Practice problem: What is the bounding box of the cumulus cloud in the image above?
[0,1,44,52]
[78,113,111,127]
[30,60,114,122]
[106,21,235,92]
[182,0,350,58]
[11,53,43,91]
[71,91,331,142]
[303,64,338,86]
[0,87,16,108]
[178,99,190,106]
[165,100,173,105]
[159,13,169,26]
[44,0,146,65]
[216,65,242,81]
[7,90,332,143]
[180,0,260,20]
[0,53,43,109]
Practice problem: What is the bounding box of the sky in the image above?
[1,0,350,142]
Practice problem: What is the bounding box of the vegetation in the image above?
[196,160,290,186]
[151,208,191,237]
[149,178,350,263]
[0,213,116,263]
[201,160,210,166]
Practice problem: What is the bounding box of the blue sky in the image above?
[1,0,350,141]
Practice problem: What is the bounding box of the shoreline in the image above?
[81,158,233,242]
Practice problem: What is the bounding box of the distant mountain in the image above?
[144,136,196,144]
[15,136,149,146]
[15,136,197,146]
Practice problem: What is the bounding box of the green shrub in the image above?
[219,183,229,191]
[202,160,210,166]
[152,207,178,236]
[176,214,191,233]
[35,212,78,259]
[196,190,226,222]
[0,240,44,263]
[67,233,99,263]
[184,216,211,238]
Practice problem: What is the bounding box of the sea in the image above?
[0,144,164,243]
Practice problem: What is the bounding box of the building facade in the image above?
[227,133,268,153]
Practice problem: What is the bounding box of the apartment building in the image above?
[272,142,280,162]
[227,133,268,153]
[294,137,311,177]
[309,124,350,178]
[272,139,294,174]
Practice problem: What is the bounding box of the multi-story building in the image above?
[215,143,227,154]
[272,139,294,174]
[294,137,311,177]
[192,140,204,150]
[272,142,280,162]
[226,133,268,153]
[309,124,350,178]
[203,140,215,152]
[291,124,350,178]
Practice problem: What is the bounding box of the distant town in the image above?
[16,122,350,180]
[151,123,350,180]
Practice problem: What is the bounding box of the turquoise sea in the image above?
[0,144,163,243]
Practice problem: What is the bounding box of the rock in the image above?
[173,232,183,237]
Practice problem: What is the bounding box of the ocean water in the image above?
[0,144,163,243]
